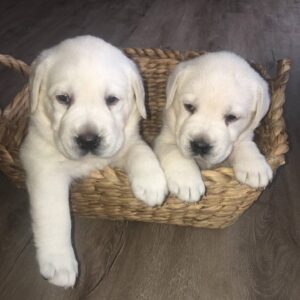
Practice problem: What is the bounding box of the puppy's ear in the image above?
[166,63,186,109]
[129,62,146,119]
[251,78,270,130]
[29,51,49,114]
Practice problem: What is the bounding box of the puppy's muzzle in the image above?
[75,132,102,153]
[190,139,212,156]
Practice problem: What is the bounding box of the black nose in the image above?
[190,139,212,156]
[76,132,101,151]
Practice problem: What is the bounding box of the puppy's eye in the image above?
[56,94,71,105]
[225,114,238,125]
[106,95,119,106]
[184,103,196,114]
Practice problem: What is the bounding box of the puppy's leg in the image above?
[230,140,273,188]
[26,168,78,288]
[117,140,168,206]
[155,135,205,202]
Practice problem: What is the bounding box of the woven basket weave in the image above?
[0,49,290,229]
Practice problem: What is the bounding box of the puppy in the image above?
[155,51,272,202]
[20,36,167,287]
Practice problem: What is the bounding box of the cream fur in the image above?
[20,36,167,288]
[155,51,272,202]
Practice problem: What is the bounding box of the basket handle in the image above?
[274,58,291,90]
[0,54,30,76]
[0,54,30,119]
[265,58,291,167]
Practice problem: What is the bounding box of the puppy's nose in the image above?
[76,132,101,151]
[190,139,212,156]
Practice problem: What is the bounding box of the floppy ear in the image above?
[250,78,271,130]
[129,62,146,119]
[166,63,186,109]
[29,52,49,114]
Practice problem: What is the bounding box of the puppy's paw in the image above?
[131,167,168,206]
[37,248,78,288]
[234,157,273,188]
[166,168,205,202]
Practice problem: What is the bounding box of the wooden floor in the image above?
[1,0,300,299]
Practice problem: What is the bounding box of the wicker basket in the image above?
[0,49,290,229]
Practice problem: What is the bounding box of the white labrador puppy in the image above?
[20,35,167,288]
[155,51,272,202]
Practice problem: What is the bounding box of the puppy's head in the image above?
[30,35,145,160]
[166,52,270,165]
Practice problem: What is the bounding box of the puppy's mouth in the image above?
[192,146,233,166]
[73,132,118,159]
[57,140,106,160]
[185,141,233,166]
[78,148,103,157]
[60,146,107,161]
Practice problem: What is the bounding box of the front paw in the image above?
[233,157,273,188]
[37,247,78,288]
[130,167,168,206]
[166,167,205,202]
